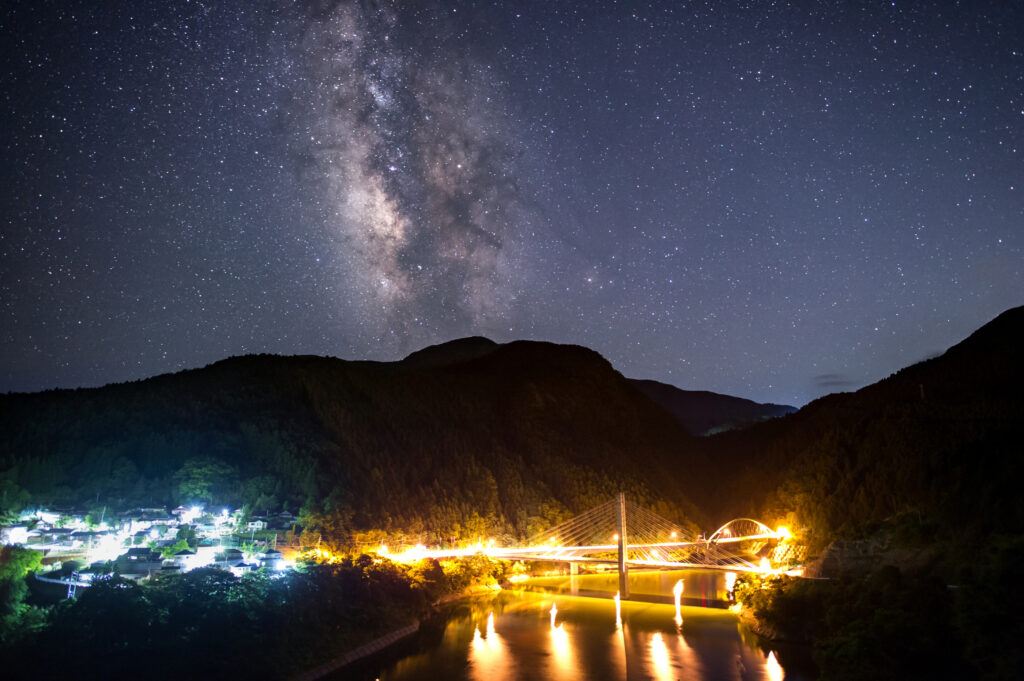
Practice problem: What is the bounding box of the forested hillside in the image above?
[0,340,709,544]
[5,306,1020,557]
[700,305,1024,555]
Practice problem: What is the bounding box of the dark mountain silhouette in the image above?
[399,336,499,368]
[3,307,1022,552]
[700,305,1024,550]
[403,337,796,435]
[628,379,796,436]
[0,339,711,542]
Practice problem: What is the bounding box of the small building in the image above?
[69,530,112,549]
[116,548,163,578]
[35,528,73,548]
[229,562,257,577]
[214,548,245,569]
[246,519,267,532]
[259,549,285,571]
[171,548,197,570]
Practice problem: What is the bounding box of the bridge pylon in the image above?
[496,497,797,575]
[616,492,629,599]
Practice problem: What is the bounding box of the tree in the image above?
[0,546,44,644]
[173,456,238,505]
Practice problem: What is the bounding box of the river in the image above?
[343,569,817,680]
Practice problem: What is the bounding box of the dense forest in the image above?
[697,305,1024,564]
[718,306,1024,681]
[1,338,718,544]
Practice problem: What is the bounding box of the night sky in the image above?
[2,1,1021,406]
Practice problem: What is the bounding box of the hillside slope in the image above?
[629,379,795,435]
[0,340,708,542]
[701,306,1024,549]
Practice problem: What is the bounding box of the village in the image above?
[1,505,298,591]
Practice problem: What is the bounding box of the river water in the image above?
[344,569,817,681]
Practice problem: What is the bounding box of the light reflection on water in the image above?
[469,613,513,681]
[548,607,575,678]
[354,570,815,681]
[765,650,785,681]
[649,632,674,680]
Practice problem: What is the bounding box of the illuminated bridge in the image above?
[492,495,801,570]
[387,494,805,599]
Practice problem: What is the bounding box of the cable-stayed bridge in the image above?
[390,494,806,599]
[493,495,798,569]
[487,495,803,597]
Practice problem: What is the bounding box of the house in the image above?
[69,530,112,549]
[229,562,257,577]
[35,528,73,548]
[259,548,285,571]
[116,548,163,578]
[246,519,267,532]
[214,548,245,569]
[171,548,197,570]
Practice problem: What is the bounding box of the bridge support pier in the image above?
[617,492,629,599]
[569,561,578,576]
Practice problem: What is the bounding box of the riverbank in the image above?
[290,582,504,681]
[731,565,1022,679]
[736,602,784,641]
[290,622,422,681]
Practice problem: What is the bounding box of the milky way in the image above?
[2,1,1022,404]
[291,2,526,343]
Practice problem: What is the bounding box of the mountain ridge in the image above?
[0,339,710,542]
[698,305,1024,548]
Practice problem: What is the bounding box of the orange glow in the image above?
[724,571,737,594]
[649,632,674,680]
[765,651,784,681]
[775,526,791,540]
[470,612,512,681]
[549,617,573,676]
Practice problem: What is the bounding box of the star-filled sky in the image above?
[2,1,1022,406]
